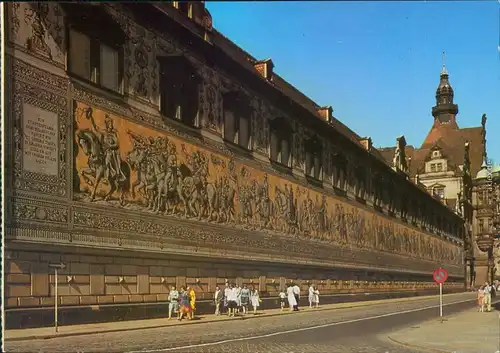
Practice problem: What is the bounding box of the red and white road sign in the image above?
[433,268,448,284]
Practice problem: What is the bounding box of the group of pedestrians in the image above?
[167,286,197,321]
[214,283,261,316]
[166,282,321,321]
[278,283,320,312]
[477,281,495,312]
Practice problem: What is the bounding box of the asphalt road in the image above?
[6,294,477,353]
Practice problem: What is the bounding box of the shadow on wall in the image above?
[4,287,463,329]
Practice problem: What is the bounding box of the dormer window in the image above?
[158,55,200,127]
[269,117,292,167]
[173,1,191,16]
[223,92,251,150]
[304,136,323,181]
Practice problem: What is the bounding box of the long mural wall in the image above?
[73,101,463,270]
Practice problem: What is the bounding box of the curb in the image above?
[5,292,473,342]
[387,336,449,353]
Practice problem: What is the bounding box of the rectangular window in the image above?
[430,163,436,172]
[224,109,236,143]
[479,219,484,233]
[68,28,122,93]
[160,65,198,127]
[238,115,250,149]
[68,29,91,79]
[270,130,291,167]
[437,163,443,172]
[223,112,250,149]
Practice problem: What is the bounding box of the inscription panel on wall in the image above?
[72,101,463,268]
[22,103,59,176]
[12,77,68,197]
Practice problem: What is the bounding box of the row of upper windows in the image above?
[67,28,462,229]
[68,28,326,181]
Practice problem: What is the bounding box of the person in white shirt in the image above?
[226,283,238,317]
[292,283,301,311]
[279,289,286,311]
[313,286,320,308]
[236,285,242,314]
[484,282,492,312]
[214,286,223,315]
[286,284,297,311]
[308,284,315,308]
[223,283,231,315]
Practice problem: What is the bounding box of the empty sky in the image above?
[206,1,500,165]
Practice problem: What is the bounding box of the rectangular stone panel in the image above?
[69,284,90,296]
[6,274,31,284]
[7,284,31,297]
[31,263,49,296]
[49,284,70,296]
[22,103,59,176]
[105,284,122,295]
[137,266,149,294]
[150,283,168,294]
[7,260,31,274]
[80,296,97,305]
[18,297,40,307]
[70,263,90,275]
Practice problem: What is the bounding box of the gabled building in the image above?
[380,64,484,209]
[380,63,489,288]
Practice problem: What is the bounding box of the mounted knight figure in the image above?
[76,107,130,204]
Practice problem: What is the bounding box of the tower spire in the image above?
[441,51,448,75]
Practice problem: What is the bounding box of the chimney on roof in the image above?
[359,137,373,152]
[254,59,274,81]
[318,106,333,123]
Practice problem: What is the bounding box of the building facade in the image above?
[473,141,500,285]
[379,63,487,288]
[3,2,465,328]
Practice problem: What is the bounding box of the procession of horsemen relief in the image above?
[74,103,462,265]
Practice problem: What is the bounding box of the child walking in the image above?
[279,289,286,311]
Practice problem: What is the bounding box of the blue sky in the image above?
[206,1,500,165]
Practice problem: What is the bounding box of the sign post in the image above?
[433,267,448,321]
[49,263,66,333]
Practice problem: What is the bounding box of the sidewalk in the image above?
[5,292,472,342]
[388,302,500,353]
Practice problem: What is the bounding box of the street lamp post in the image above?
[48,262,66,333]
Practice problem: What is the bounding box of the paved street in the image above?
[389,301,500,353]
[5,292,477,353]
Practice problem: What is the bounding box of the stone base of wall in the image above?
[5,287,464,329]
[4,241,465,329]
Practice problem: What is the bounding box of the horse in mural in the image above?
[125,148,149,200]
[77,129,131,205]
